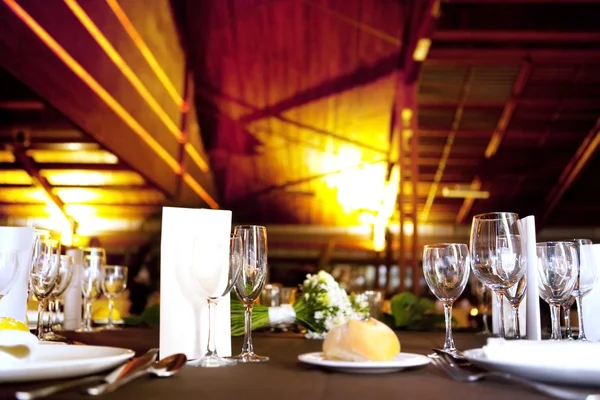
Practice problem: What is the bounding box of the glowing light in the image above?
[0,150,16,163]
[26,149,118,164]
[470,308,479,317]
[42,170,144,186]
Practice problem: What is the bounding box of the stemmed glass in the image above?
[77,247,105,332]
[504,274,527,339]
[561,296,576,340]
[29,236,61,340]
[471,276,491,335]
[423,243,470,357]
[231,225,269,363]
[190,234,242,367]
[470,212,525,338]
[0,250,19,303]
[569,239,597,341]
[536,241,578,340]
[99,265,128,330]
[43,255,74,341]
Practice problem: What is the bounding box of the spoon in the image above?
[87,353,187,396]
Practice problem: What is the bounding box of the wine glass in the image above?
[29,236,61,340]
[569,239,597,341]
[0,250,19,303]
[189,234,242,367]
[77,247,105,332]
[470,212,525,338]
[43,255,74,341]
[536,241,578,340]
[99,265,128,330]
[504,274,527,339]
[423,243,470,357]
[231,225,269,363]
[561,295,576,340]
[470,276,491,335]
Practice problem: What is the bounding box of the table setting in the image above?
[1,209,600,400]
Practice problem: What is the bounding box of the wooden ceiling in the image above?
[1,0,599,259]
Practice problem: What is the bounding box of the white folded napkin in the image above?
[0,331,40,368]
[482,338,600,368]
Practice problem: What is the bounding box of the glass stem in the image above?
[443,302,456,352]
[563,306,572,340]
[550,304,562,340]
[205,299,218,357]
[242,303,254,355]
[512,305,521,339]
[482,312,490,334]
[83,298,93,330]
[107,297,114,328]
[36,298,46,339]
[495,291,506,338]
[575,295,587,341]
[48,299,55,331]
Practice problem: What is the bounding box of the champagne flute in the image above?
[77,247,105,332]
[29,236,61,340]
[423,243,470,357]
[100,265,128,330]
[0,250,19,302]
[569,239,597,341]
[231,225,269,363]
[470,212,524,338]
[189,234,242,367]
[536,241,578,340]
[43,255,73,341]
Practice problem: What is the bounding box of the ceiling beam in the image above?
[433,30,600,43]
[0,100,44,110]
[541,118,600,223]
[427,48,600,63]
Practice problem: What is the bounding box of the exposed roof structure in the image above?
[1,0,599,265]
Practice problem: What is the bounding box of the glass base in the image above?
[75,326,103,333]
[228,352,269,363]
[41,331,67,342]
[96,324,122,331]
[188,355,237,368]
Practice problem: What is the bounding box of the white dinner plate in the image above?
[464,348,600,387]
[298,352,430,374]
[0,343,134,383]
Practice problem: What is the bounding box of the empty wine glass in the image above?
[470,275,491,335]
[470,212,525,338]
[43,255,73,341]
[569,239,597,341]
[99,265,128,330]
[77,247,105,332]
[561,295,576,340]
[189,234,242,367]
[231,225,269,363]
[0,250,19,303]
[423,243,470,357]
[29,236,61,340]
[504,274,527,339]
[537,241,578,340]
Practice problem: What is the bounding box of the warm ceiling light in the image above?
[0,170,33,185]
[0,150,16,163]
[27,150,119,164]
[442,186,490,199]
[413,38,431,62]
[41,170,145,186]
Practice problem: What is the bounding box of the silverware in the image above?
[86,352,187,396]
[429,351,600,400]
[15,348,159,400]
[432,348,471,366]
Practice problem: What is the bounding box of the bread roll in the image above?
[322,318,400,362]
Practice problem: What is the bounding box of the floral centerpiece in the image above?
[231,270,370,339]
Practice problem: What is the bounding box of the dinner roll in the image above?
[323,318,400,362]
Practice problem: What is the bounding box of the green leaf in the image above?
[390,292,418,327]
[124,304,160,328]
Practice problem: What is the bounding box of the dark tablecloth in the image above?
[0,329,554,400]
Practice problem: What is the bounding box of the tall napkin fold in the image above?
[491,216,540,340]
[483,337,600,368]
[0,227,34,323]
[582,244,600,342]
[159,207,233,361]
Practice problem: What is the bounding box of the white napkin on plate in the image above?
[0,330,40,368]
[482,337,600,368]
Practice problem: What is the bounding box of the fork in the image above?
[429,352,600,400]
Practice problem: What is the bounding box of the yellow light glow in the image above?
[470,308,479,317]
[54,187,165,204]
[41,170,145,186]
[371,166,400,251]
[64,204,97,219]
[0,150,16,163]
[27,149,119,164]
[0,170,33,185]
[43,198,73,246]
[413,38,431,62]
[0,187,46,203]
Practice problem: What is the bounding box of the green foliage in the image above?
[124,304,160,328]
[386,292,445,331]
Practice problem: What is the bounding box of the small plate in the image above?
[298,352,430,374]
[0,344,134,382]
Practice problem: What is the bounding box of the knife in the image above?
[15,348,159,400]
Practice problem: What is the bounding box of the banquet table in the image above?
[0,329,561,399]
